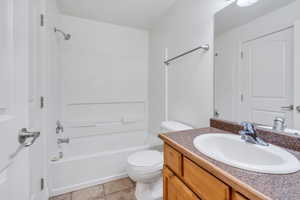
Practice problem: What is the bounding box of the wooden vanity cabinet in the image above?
[183,157,230,200]
[232,191,248,200]
[163,167,200,200]
[163,144,249,200]
[164,144,182,176]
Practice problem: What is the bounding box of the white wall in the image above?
[49,15,149,195]
[215,0,300,122]
[148,0,229,140]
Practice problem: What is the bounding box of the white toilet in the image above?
[127,121,193,200]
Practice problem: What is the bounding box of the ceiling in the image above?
[215,0,296,36]
[56,0,177,29]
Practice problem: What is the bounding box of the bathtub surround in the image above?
[49,15,149,195]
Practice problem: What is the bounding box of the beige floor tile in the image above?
[105,188,136,200]
[104,178,134,195]
[49,193,71,200]
[72,185,105,200]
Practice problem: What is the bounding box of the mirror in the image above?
[214,0,299,129]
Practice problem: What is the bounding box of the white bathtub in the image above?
[50,144,151,196]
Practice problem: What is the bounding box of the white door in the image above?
[28,0,47,199]
[240,28,294,127]
[294,21,300,130]
[0,0,33,200]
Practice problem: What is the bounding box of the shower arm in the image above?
[54,27,71,40]
[54,28,66,36]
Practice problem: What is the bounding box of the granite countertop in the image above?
[160,127,300,200]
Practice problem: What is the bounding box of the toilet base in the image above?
[135,177,163,200]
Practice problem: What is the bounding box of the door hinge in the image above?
[40,96,44,109]
[40,14,45,27]
[40,178,44,191]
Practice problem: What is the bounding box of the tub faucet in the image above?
[239,122,268,146]
[56,120,64,134]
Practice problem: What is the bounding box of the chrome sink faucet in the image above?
[239,122,269,146]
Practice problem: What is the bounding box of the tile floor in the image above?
[50,178,137,200]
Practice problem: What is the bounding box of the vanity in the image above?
[159,119,300,200]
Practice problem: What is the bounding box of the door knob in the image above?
[18,128,40,147]
[296,106,300,113]
[10,129,40,159]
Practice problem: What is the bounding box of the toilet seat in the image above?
[129,163,163,174]
[128,151,163,167]
[128,150,163,173]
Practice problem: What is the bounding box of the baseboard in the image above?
[50,173,128,197]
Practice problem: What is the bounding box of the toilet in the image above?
[127,121,193,200]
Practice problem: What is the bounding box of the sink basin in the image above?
[193,133,300,174]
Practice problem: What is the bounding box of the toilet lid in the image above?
[128,150,163,167]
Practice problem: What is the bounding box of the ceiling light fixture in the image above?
[236,0,259,7]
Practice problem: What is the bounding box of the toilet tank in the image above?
[161,121,193,132]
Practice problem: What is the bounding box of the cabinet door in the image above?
[164,145,182,176]
[183,158,230,200]
[232,191,249,200]
[163,167,199,200]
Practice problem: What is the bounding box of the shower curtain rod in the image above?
[164,44,209,65]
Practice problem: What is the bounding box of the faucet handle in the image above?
[241,122,255,133]
[240,122,269,146]
[56,120,64,134]
[273,117,286,131]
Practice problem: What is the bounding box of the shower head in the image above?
[54,27,71,40]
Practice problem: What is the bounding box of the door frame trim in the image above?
[294,20,300,130]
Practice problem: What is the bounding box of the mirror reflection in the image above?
[214,0,299,130]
